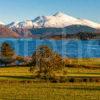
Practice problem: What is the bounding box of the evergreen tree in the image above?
[0,42,15,66]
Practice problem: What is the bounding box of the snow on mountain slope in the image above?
[8,21,33,29]
[79,19,100,29]
[0,21,5,25]
[7,12,100,29]
[7,22,19,28]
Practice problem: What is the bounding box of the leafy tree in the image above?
[30,45,64,78]
[0,42,15,66]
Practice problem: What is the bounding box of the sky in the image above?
[0,0,100,24]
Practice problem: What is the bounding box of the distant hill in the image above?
[64,25,96,34]
[11,25,98,39]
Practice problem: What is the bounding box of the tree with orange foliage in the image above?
[30,45,64,78]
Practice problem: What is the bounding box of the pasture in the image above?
[0,82,100,100]
[0,65,99,99]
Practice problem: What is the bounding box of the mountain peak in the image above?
[53,12,66,17]
[7,12,100,29]
[53,12,78,21]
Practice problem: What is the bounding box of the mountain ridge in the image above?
[0,12,100,39]
[7,12,100,29]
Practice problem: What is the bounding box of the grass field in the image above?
[0,67,99,100]
[0,67,31,80]
[0,58,99,78]
[65,58,100,68]
[0,58,100,100]
[0,66,100,80]
[0,82,100,100]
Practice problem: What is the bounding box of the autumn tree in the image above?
[0,42,15,66]
[30,45,64,78]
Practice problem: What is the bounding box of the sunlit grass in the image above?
[65,58,100,67]
[0,64,100,80]
[0,58,99,100]
[0,82,99,100]
[0,67,31,76]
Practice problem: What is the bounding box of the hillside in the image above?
[0,25,20,38]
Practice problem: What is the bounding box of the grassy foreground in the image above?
[0,82,100,100]
[0,58,100,100]
[0,66,99,100]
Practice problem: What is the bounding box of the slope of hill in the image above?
[0,25,20,38]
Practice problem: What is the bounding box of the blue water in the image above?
[0,38,100,58]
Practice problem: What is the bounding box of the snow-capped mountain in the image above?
[2,12,100,39]
[8,21,33,29]
[7,12,100,29]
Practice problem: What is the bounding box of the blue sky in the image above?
[0,0,100,24]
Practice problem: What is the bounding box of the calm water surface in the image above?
[0,38,100,58]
